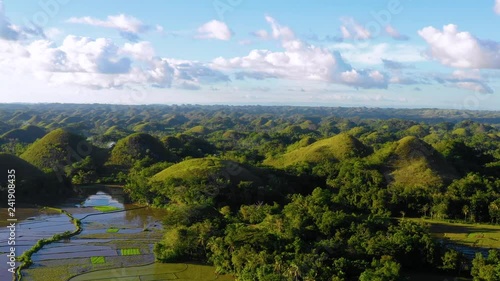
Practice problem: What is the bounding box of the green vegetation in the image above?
[107,132,174,169]
[90,256,105,265]
[93,206,121,212]
[69,263,234,281]
[106,227,120,233]
[21,128,91,170]
[0,104,499,280]
[0,153,70,205]
[264,133,370,168]
[120,248,141,256]
[1,125,46,143]
[413,219,500,248]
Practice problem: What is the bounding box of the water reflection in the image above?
[81,191,123,208]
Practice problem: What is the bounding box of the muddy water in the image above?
[0,185,168,281]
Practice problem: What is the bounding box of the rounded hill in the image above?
[377,136,458,189]
[1,125,46,143]
[264,133,370,168]
[20,128,92,170]
[152,158,260,183]
[107,133,173,168]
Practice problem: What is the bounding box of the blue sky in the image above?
[0,0,499,109]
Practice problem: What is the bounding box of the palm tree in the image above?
[462,205,470,222]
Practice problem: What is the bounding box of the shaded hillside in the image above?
[0,153,71,204]
[1,125,46,143]
[265,133,370,168]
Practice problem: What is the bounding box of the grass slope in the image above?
[389,136,458,188]
[20,128,91,170]
[265,133,370,168]
[107,133,173,168]
[69,263,234,281]
[152,157,259,183]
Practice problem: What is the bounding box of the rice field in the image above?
[69,263,234,281]
[120,248,141,256]
[90,256,105,265]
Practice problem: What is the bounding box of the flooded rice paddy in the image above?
[0,185,233,281]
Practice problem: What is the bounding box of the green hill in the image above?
[20,128,92,171]
[104,125,131,139]
[152,158,259,183]
[107,133,173,168]
[0,121,12,135]
[150,158,264,207]
[377,136,458,189]
[1,125,46,143]
[264,133,370,168]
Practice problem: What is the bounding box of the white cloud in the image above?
[0,1,44,41]
[418,24,500,69]
[433,69,494,94]
[251,29,270,39]
[68,14,147,33]
[196,20,233,40]
[339,17,371,40]
[329,42,424,65]
[456,81,493,93]
[122,41,155,61]
[67,14,160,41]
[265,15,295,40]
[0,34,228,90]
[213,16,387,89]
[385,25,409,41]
[495,0,500,14]
[452,69,482,80]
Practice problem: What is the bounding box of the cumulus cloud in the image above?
[0,33,229,90]
[67,14,160,42]
[0,1,44,41]
[434,69,494,94]
[495,0,500,14]
[171,59,230,84]
[330,42,424,65]
[339,17,371,40]
[251,29,270,39]
[235,71,278,80]
[382,59,414,70]
[455,81,493,93]
[196,20,233,40]
[385,25,409,41]
[418,24,500,69]
[213,16,387,89]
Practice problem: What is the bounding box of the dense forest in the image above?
[0,104,499,280]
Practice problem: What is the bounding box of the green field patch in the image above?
[69,263,234,281]
[120,248,141,256]
[93,206,121,212]
[90,256,105,264]
[106,227,120,233]
[409,218,500,248]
